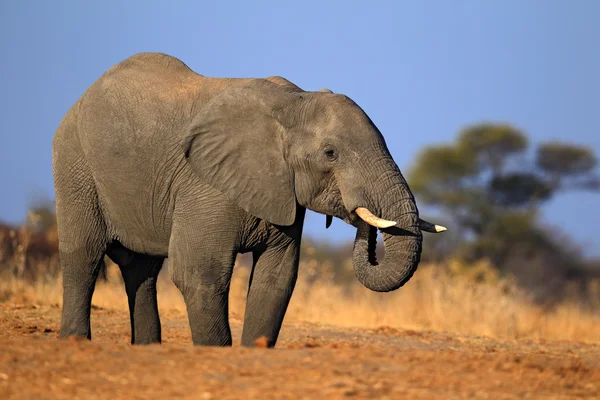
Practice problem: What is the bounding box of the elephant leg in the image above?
[241,235,302,348]
[55,161,108,340]
[108,244,164,345]
[168,220,237,346]
[169,256,235,346]
[59,247,105,340]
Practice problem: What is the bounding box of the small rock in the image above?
[254,336,271,348]
[0,373,8,380]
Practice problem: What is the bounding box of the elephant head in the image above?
[183,79,445,292]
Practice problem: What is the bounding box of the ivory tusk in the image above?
[418,218,447,233]
[355,207,397,229]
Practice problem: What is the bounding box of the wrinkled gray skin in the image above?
[53,53,423,347]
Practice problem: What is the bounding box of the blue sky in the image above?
[1,1,599,255]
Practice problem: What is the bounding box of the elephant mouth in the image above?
[326,210,360,228]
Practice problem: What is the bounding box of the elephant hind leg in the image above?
[107,242,164,345]
[55,157,108,340]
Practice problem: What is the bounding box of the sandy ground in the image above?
[1,303,599,399]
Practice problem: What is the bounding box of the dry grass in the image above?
[2,257,599,343]
[3,213,599,343]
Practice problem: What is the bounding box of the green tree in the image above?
[26,200,57,233]
[408,123,599,276]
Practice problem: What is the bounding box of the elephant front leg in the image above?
[169,257,235,347]
[241,240,301,348]
[168,204,241,347]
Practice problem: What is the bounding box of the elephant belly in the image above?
[96,178,173,257]
[89,150,178,257]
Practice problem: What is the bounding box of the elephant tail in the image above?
[97,258,108,282]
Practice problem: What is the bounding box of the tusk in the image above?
[418,218,447,233]
[355,207,397,229]
[326,215,333,229]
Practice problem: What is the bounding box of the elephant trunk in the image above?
[351,173,423,293]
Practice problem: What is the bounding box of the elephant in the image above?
[52,52,446,348]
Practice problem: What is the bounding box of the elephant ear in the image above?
[183,80,299,226]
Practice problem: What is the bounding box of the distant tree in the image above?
[536,142,599,189]
[27,202,57,233]
[408,122,599,283]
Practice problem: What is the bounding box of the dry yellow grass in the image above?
[2,257,599,343]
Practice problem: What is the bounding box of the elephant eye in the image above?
[324,146,338,162]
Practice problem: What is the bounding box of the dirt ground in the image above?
[1,303,599,399]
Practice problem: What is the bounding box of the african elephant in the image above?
[52,52,445,347]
